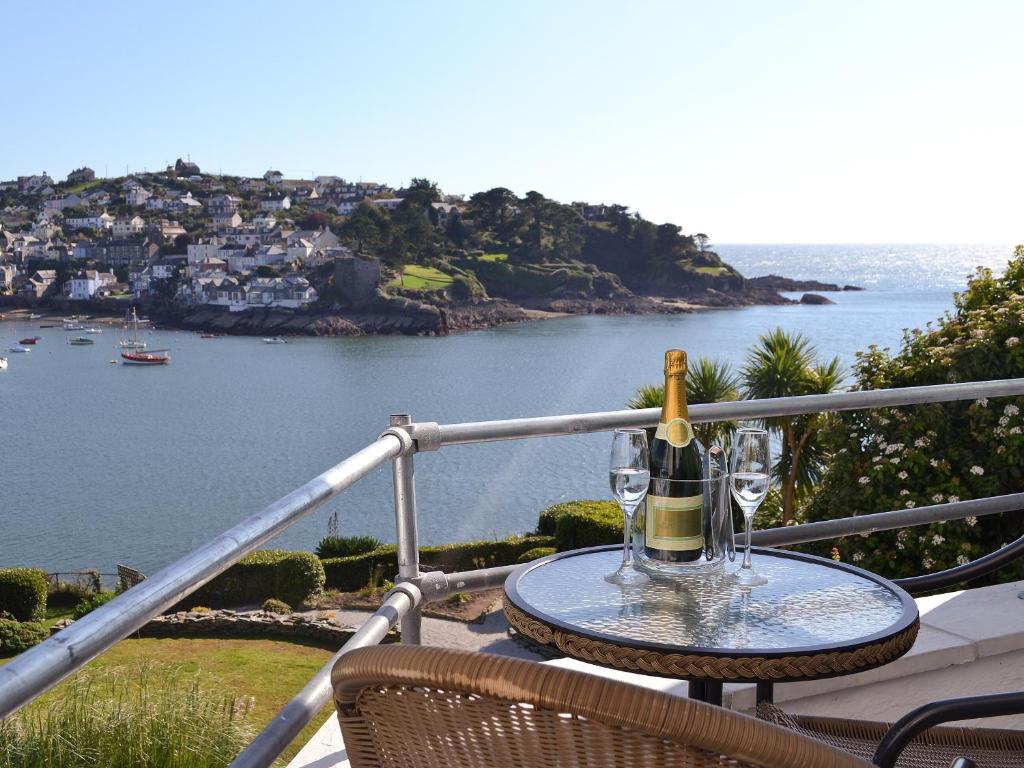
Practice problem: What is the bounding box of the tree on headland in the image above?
[695,233,710,251]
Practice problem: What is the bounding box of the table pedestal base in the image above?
[687,681,774,706]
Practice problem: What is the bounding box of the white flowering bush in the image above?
[804,248,1024,582]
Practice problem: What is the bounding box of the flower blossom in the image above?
[956,555,970,566]
[932,534,945,545]
[948,495,960,503]
[905,501,916,508]
[965,515,977,526]
[932,493,944,503]
[858,476,870,485]
[970,465,985,476]
[852,552,864,562]
[1005,404,1020,416]
[898,471,908,480]
[899,489,910,496]
[1006,337,1021,348]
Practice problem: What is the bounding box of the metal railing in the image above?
[1,378,1023,768]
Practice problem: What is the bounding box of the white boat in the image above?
[118,339,147,350]
[63,319,84,331]
[28,313,40,320]
[263,337,288,344]
[84,327,103,334]
[8,346,31,353]
[0,357,7,370]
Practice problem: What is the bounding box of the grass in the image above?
[1,637,333,765]
[477,253,508,262]
[694,266,730,276]
[388,264,454,290]
[64,179,103,195]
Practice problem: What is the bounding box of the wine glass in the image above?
[730,427,770,587]
[606,428,650,586]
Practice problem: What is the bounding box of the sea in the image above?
[0,243,1016,576]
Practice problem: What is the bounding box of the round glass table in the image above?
[503,545,920,704]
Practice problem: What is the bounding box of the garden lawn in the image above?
[1,637,333,765]
[389,264,454,290]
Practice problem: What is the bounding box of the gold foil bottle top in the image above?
[664,349,687,376]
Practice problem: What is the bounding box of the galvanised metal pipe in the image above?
[229,583,421,768]
[413,564,520,603]
[389,414,422,645]
[430,379,1024,447]
[0,435,404,720]
[743,494,1024,547]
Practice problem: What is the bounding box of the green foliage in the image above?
[538,500,622,550]
[807,248,1024,581]
[49,572,101,607]
[315,535,382,559]
[0,666,255,767]
[72,592,117,619]
[321,535,554,591]
[0,619,48,654]
[0,568,48,622]
[189,550,325,607]
[517,546,557,563]
[261,598,292,615]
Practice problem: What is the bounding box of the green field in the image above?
[389,264,454,289]
[65,179,104,195]
[694,266,730,276]
[1,637,334,764]
[477,253,508,262]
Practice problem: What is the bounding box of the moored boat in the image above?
[18,337,40,345]
[84,327,102,334]
[263,337,287,344]
[0,357,7,370]
[67,337,95,346]
[121,349,170,365]
[63,320,84,331]
[9,346,31,353]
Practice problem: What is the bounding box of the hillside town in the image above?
[0,160,459,314]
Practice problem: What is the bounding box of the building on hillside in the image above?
[212,211,243,231]
[174,158,200,175]
[17,173,54,193]
[207,194,239,216]
[254,244,287,267]
[187,238,225,264]
[431,202,460,229]
[20,269,58,298]
[247,276,318,309]
[126,186,153,207]
[66,270,116,299]
[260,194,291,211]
[66,167,95,185]
[44,193,85,211]
[195,257,228,274]
[220,225,268,246]
[64,211,114,230]
[286,228,339,250]
[305,244,352,268]
[75,239,158,267]
[264,170,284,185]
[0,264,17,292]
[252,211,278,230]
[112,215,145,238]
[151,256,187,280]
[370,198,403,212]
[200,276,248,311]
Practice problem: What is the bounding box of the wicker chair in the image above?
[758,699,1024,768]
[331,645,871,768]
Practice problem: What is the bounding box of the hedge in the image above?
[189,550,325,607]
[0,568,48,622]
[537,500,622,551]
[0,618,48,654]
[316,535,382,559]
[322,534,555,592]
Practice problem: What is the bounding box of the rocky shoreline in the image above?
[1,279,860,337]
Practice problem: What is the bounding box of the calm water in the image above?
[0,243,1016,574]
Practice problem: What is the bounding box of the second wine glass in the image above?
[606,428,650,586]
[730,427,770,587]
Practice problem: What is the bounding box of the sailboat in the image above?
[0,357,7,371]
[118,310,147,350]
[121,309,169,365]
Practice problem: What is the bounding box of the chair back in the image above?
[331,645,872,768]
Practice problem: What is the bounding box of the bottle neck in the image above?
[660,373,689,424]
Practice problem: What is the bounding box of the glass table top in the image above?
[510,548,913,654]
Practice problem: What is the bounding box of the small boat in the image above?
[0,357,7,370]
[39,324,57,328]
[118,339,147,350]
[9,346,31,353]
[199,333,221,339]
[28,313,40,320]
[263,337,287,344]
[84,327,103,334]
[67,337,95,346]
[19,337,40,345]
[63,321,84,331]
[121,349,170,365]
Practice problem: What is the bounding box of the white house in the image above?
[67,270,116,300]
[44,193,84,211]
[260,194,291,211]
[203,276,249,312]
[225,249,257,274]
[212,211,243,231]
[287,238,313,265]
[306,244,353,267]
[264,170,285,185]
[187,238,226,264]
[252,211,278,230]
[247,276,318,309]
[254,244,287,267]
[370,198,403,212]
[113,215,145,238]
[64,211,114,230]
[207,194,239,216]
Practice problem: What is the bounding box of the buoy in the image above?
[110,360,117,364]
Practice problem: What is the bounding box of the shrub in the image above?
[517,547,556,563]
[538,500,622,551]
[315,535,382,559]
[0,619,48,654]
[807,249,1024,582]
[72,591,117,619]
[0,665,254,767]
[321,535,554,591]
[189,550,325,607]
[0,568,48,622]
[261,598,292,614]
[48,572,100,608]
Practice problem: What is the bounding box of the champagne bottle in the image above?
[645,349,705,562]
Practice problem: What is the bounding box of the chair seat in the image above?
[758,703,1024,768]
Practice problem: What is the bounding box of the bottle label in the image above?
[645,493,704,551]
[654,417,693,448]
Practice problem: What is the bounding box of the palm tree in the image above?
[627,357,741,448]
[742,329,844,524]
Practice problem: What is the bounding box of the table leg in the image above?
[756,682,774,704]
[688,680,723,706]
[689,680,707,701]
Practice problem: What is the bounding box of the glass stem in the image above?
[742,513,754,570]
[621,507,632,568]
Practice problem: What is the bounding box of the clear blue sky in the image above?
[5,1,1023,243]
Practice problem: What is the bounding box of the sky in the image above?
[3,1,1023,243]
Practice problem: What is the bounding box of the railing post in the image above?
[390,413,422,645]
